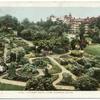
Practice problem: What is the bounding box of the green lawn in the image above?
[0,83,24,90]
[49,63,62,74]
[85,44,100,56]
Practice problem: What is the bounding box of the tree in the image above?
[8,62,16,79]
[48,20,70,37]
[74,75,99,90]
[21,18,31,28]
[0,14,19,31]
[10,52,16,62]
[71,38,78,50]
[95,17,100,29]
[44,68,51,77]
[79,23,87,50]
[88,17,100,43]
[17,23,24,36]
[11,47,25,63]
[33,30,48,40]
[92,27,100,43]
[20,28,33,40]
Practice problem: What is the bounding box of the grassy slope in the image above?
[0,83,24,90]
[85,44,100,56]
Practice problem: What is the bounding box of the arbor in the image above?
[74,75,99,90]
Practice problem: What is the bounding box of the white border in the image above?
[0,91,100,99]
[0,0,100,99]
[0,1,100,7]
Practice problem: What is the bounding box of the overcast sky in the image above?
[0,7,100,22]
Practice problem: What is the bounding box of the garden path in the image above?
[47,56,77,90]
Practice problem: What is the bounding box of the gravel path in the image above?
[19,37,34,47]
[47,56,76,90]
[0,77,26,86]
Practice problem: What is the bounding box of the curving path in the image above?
[19,37,34,47]
[47,56,77,80]
[0,58,52,87]
[35,64,52,77]
[36,69,44,77]
[0,77,26,86]
[52,73,75,90]
[1,45,77,90]
[29,56,77,90]
[47,64,52,70]
[0,68,26,86]
[29,57,43,64]
[47,56,77,90]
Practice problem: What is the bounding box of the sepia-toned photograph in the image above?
[0,0,100,99]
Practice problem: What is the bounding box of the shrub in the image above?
[16,63,38,81]
[25,76,56,90]
[60,73,74,85]
[74,75,99,90]
[66,63,84,76]
[77,58,92,69]
[60,58,68,65]
[33,59,47,68]
[53,47,66,54]
[19,57,29,65]
[14,75,29,82]
[93,69,100,82]
[86,67,100,82]
[60,57,76,65]
[70,50,83,57]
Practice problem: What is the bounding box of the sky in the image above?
[0,7,100,22]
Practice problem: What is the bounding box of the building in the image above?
[48,14,90,34]
[70,18,82,33]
